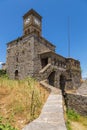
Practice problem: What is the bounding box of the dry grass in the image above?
[0,77,49,130]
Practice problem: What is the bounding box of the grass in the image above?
[66,109,80,121]
[66,120,72,130]
[66,109,80,130]
[0,115,17,130]
[66,109,87,130]
[0,76,49,130]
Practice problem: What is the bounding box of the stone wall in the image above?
[6,35,35,79]
[65,58,81,90]
[39,63,66,88]
[6,33,81,90]
[33,35,55,79]
[66,92,87,116]
[6,34,55,80]
[65,70,81,90]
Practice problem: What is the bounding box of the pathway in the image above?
[22,81,67,130]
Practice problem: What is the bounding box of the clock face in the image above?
[24,17,30,25]
[34,17,40,26]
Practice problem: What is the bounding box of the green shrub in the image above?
[67,109,80,121]
[0,70,9,79]
[0,116,18,130]
[0,124,18,130]
[0,70,6,75]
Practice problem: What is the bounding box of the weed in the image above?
[0,123,18,130]
[66,120,72,130]
[66,109,87,130]
[0,115,17,130]
[67,109,80,121]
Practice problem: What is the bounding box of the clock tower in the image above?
[23,9,42,36]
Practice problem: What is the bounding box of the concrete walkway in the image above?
[23,81,67,130]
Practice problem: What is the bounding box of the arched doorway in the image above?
[15,70,19,80]
[60,74,66,94]
[48,71,55,86]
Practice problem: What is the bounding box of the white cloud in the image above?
[0,62,3,65]
[82,71,87,79]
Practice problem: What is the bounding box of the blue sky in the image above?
[0,0,87,78]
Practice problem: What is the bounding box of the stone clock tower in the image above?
[23,9,42,36]
[6,9,81,91]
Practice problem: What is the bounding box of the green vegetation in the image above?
[66,120,72,130]
[0,116,17,130]
[0,70,7,77]
[66,109,80,130]
[0,76,49,130]
[66,109,87,130]
[67,109,80,121]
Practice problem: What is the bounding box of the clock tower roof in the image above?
[23,9,42,20]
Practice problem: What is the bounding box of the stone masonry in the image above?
[66,92,87,116]
[6,9,81,90]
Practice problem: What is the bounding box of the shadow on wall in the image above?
[48,71,55,86]
[60,74,66,95]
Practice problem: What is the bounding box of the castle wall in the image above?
[65,58,81,90]
[66,92,87,116]
[6,34,55,80]
[6,34,81,90]
[6,36,35,79]
[32,36,55,79]
[39,52,66,88]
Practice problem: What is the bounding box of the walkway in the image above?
[22,81,67,130]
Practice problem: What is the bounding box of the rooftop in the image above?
[23,9,42,20]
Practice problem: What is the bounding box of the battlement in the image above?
[66,58,80,71]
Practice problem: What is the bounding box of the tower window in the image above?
[16,57,18,62]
